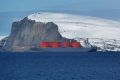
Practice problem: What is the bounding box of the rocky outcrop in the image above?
[0,37,9,52]
[4,17,74,51]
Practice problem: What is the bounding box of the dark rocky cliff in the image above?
[4,17,74,51]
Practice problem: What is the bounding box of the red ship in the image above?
[37,41,97,52]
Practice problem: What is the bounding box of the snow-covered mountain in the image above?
[28,12,120,51]
[28,12,120,39]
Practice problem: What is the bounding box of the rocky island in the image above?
[0,17,75,52]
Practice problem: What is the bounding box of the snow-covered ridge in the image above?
[28,12,120,40]
[0,36,6,40]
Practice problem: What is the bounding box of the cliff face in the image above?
[4,17,73,51]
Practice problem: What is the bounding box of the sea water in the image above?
[0,52,120,80]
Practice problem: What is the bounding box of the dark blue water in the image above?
[0,52,120,80]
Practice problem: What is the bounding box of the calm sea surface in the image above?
[0,52,120,80]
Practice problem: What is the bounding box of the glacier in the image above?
[28,12,120,51]
[28,12,120,39]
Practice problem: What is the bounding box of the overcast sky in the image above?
[0,0,120,12]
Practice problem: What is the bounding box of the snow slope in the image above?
[28,12,120,40]
[0,36,6,40]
